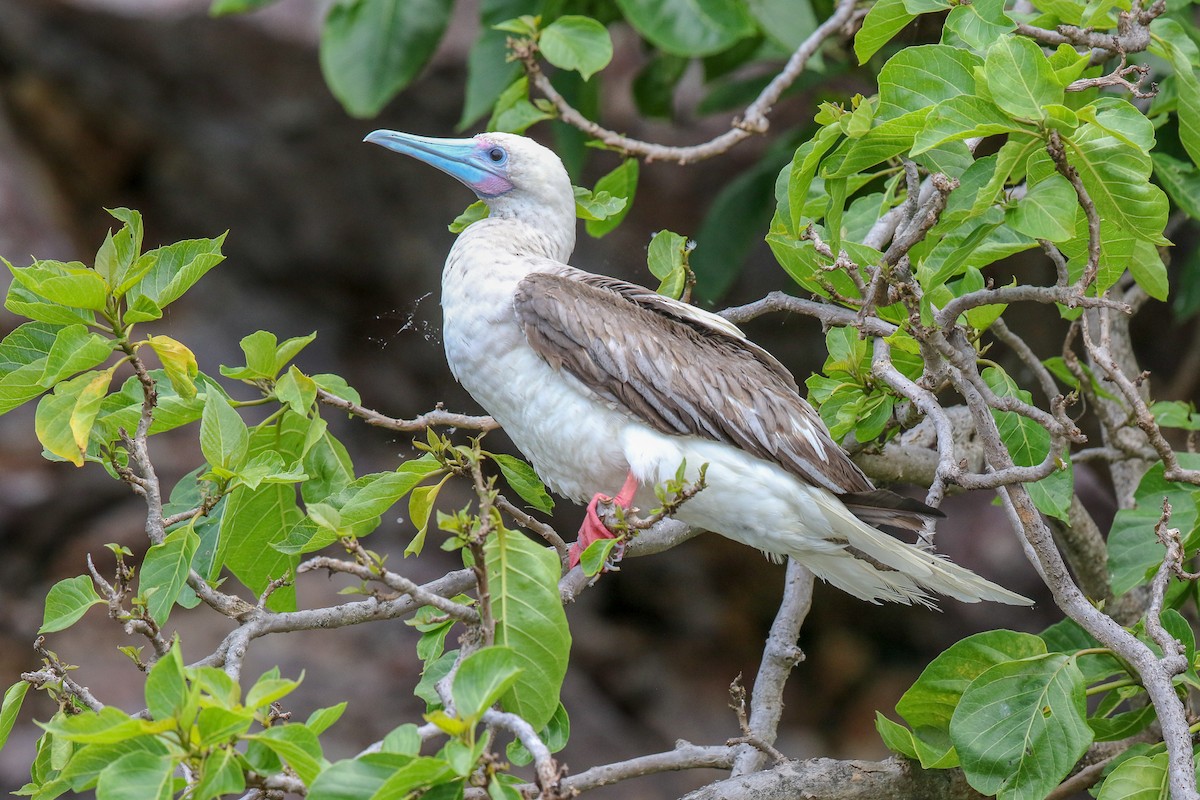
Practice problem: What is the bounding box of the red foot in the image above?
[568,472,639,569]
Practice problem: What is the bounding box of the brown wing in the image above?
[512,270,875,496]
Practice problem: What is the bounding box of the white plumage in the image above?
[366,129,1030,607]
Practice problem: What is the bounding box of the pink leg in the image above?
[568,472,640,569]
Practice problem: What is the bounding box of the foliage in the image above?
[3,0,1200,796]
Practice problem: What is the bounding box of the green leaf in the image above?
[951,653,1092,800]
[485,529,571,729]
[276,366,317,415]
[139,523,201,626]
[877,45,983,119]
[449,200,490,233]
[34,368,114,466]
[308,752,451,800]
[490,453,554,513]
[249,725,325,786]
[8,260,109,311]
[572,185,627,221]
[539,16,612,80]
[1152,152,1200,219]
[983,36,1062,120]
[95,751,175,800]
[854,0,916,63]
[894,630,1046,767]
[1107,455,1200,595]
[1095,752,1171,800]
[41,706,172,744]
[580,538,619,577]
[210,0,282,14]
[246,668,301,710]
[40,575,103,634]
[126,235,226,309]
[39,325,114,388]
[585,159,639,238]
[913,95,1029,155]
[0,681,30,751]
[195,707,255,746]
[452,646,524,720]
[1063,127,1168,245]
[943,0,1014,51]
[1150,19,1200,166]
[1128,239,1168,301]
[1006,174,1077,242]
[616,0,756,57]
[306,702,348,736]
[320,0,454,118]
[982,367,1072,523]
[145,336,198,400]
[647,229,691,299]
[57,737,170,792]
[875,712,921,759]
[488,77,555,134]
[144,643,188,722]
[193,747,246,800]
[460,18,525,129]
[200,390,249,472]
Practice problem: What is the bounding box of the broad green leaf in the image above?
[943,0,1014,51]
[449,200,490,233]
[95,751,175,800]
[306,702,348,736]
[200,391,249,472]
[39,325,114,388]
[983,367,1072,522]
[276,366,317,415]
[452,646,524,720]
[127,236,226,309]
[5,276,96,327]
[913,96,1029,155]
[381,724,422,755]
[822,109,928,178]
[585,159,639,238]
[138,523,200,626]
[245,669,301,710]
[615,0,757,57]
[488,76,555,134]
[1095,753,1169,800]
[218,482,301,609]
[34,368,113,466]
[248,725,325,786]
[307,752,449,800]
[311,372,362,406]
[320,0,454,118]
[144,643,188,722]
[8,260,108,311]
[145,336,198,399]
[877,45,982,120]
[94,370,206,441]
[951,654,1092,800]
[646,229,690,299]
[226,330,280,380]
[746,0,817,50]
[210,0,282,13]
[273,332,318,375]
[983,36,1062,120]
[572,186,627,221]
[1128,239,1168,301]
[122,294,163,325]
[193,747,245,800]
[489,453,554,512]
[0,681,30,751]
[539,16,612,80]
[893,630,1046,767]
[460,18,525,129]
[854,0,916,63]
[787,124,842,230]
[580,538,619,576]
[57,736,169,792]
[1150,19,1200,166]
[40,706,172,744]
[1006,173,1077,242]
[485,529,571,728]
[1107,455,1200,595]
[195,706,255,746]
[1063,126,1168,244]
[39,575,104,638]
[875,712,921,759]
[1152,152,1200,219]
[97,208,144,289]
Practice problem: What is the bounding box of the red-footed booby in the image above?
[365,129,1030,607]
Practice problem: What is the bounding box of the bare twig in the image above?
[517,0,859,164]
[317,388,497,432]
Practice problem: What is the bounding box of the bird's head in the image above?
[364,130,574,224]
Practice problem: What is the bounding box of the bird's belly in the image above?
[444,317,633,503]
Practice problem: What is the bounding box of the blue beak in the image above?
[364,130,512,198]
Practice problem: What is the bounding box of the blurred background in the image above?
[0,0,1157,795]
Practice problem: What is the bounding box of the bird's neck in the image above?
[458,212,576,265]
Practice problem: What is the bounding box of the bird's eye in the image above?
[487,147,507,163]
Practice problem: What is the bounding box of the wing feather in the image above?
[512,269,875,496]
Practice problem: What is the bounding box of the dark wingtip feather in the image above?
[839,489,945,531]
